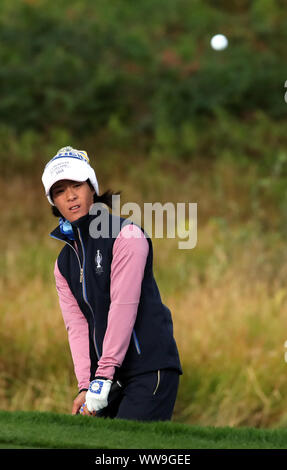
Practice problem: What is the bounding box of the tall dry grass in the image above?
[169,224,287,427]
[1,155,287,427]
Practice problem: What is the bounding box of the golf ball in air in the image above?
[210,34,228,51]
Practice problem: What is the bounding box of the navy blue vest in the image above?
[50,209,182,381]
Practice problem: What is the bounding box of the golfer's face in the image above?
[51,179,95,222]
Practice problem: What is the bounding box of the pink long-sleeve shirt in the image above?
[54,223,149,390]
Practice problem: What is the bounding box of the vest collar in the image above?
[50,207,113,242]
[50,212,94,242]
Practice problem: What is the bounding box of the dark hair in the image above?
[51,181,122,218]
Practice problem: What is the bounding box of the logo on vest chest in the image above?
[95,249,104,275]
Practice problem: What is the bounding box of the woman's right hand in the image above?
[72,390,87,415]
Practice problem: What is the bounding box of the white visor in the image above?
[42,147,99,205]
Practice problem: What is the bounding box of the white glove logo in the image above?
[90,381,103,393]
[86,379,112,413]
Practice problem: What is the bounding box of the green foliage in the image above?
[0,0,286,158]
[1,410,287,449]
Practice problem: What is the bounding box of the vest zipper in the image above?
[50,231,100,360]
[77,227,100,360]
[50,234,83,281]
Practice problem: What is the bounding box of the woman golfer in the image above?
[42,146,182,421]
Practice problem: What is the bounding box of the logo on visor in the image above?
[45,146,90,169]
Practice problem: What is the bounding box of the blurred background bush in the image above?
[1,0,287,428]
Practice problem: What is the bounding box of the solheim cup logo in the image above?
[95,249,103,274]
[89,380,104,394]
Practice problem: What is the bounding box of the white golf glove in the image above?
[85,378,112,413]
